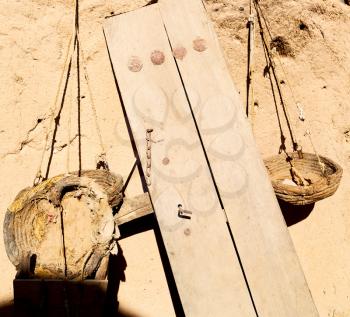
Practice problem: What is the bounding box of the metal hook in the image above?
[177,204,192,219]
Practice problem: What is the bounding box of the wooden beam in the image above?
[158,0,318,316]
[115,193,153,225]
[104,5,256,316]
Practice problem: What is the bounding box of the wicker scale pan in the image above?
[264,152,342,206]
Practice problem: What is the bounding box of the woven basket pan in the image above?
[264,152,342,205]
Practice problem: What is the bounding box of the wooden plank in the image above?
[115,193,153,225]
[158,0,319,316]
[95,255,109,280]
[104,5,256,317]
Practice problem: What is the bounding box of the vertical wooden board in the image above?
[104,5,256,317]
[158,0,319,316]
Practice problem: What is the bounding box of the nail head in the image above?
[151,50,165,65]
[184,228,191,236]
[128,56,143,72]
[193,37,207,52]
[162,157,170,165]
[173,46,187,60]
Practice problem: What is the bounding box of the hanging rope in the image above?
[75,0,82,177]
[246,0,256,123]
[254,0,326,174]
[79,41,109,170]
[256,1,303,119]
[33,33,75,186]
[260,36,288,156]
[305,129,325,174]
[65,46,75,176]
[34,0,109,185]
[254,0,301,155]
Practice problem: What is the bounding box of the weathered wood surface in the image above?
[94,255,109,280]
[4,170,122,280]
[104,6,256,316]
[115,193,153,225]
[72,169,123,208]
[159,0,318,316]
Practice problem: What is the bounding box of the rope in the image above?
[75,0,82,177]
[65,47,75,176]
[256,2,303,119]
[79,40,109,170]
[254,0,301,153]
[260,36,288,156]
[246,0,256,123]
[71,0,108,171]
[33,33,75,186]
[33,0,111,184]
[305,130,325,174]
[254,0,326,172]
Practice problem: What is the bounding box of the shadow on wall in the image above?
[0,246,138,317]
[278,199,315,227]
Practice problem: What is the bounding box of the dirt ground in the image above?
[0,0,349,316]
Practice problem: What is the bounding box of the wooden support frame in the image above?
[115,193,154,225]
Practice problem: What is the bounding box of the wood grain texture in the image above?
[4,170,121,280]
[158,0,319,316]
[116,193,153,225]
[104,5,256,317]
